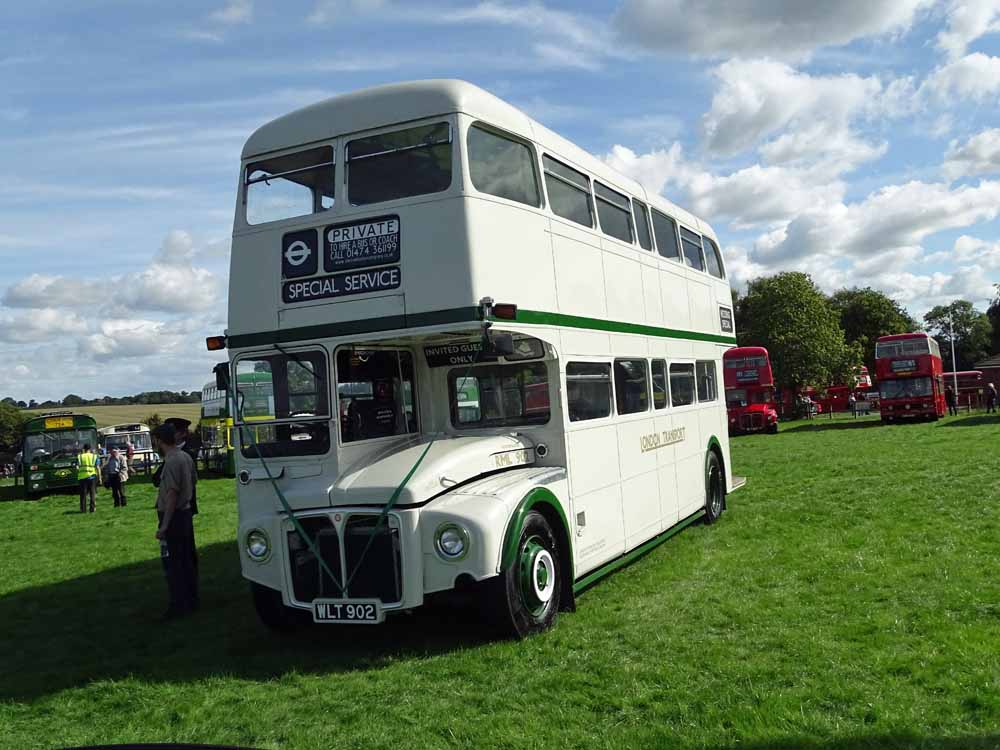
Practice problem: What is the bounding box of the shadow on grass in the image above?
[1,541,494,702]
[781,418,885,433]
[940,414,1000,428]
[718,734,1000,750]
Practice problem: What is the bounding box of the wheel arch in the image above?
[500,487,576,612]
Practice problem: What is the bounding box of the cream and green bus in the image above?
[212,80,743,637]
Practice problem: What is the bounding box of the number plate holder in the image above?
[312,598,383,625]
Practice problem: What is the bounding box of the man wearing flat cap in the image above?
[152,423,199,618]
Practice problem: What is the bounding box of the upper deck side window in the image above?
[703,236,726,279]
[633,199,653,251]
[347,122,452,206]
[650,209,682,261]
[542,155,594,228]
[245,146,335,226]
[595,182,635,244]
[467,124,541,207]
[679,226,706,272]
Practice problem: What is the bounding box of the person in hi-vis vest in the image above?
[77,443,101,513]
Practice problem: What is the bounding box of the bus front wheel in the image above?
[490,510,562,638]
[704,451,725,524]
[251,582,300,633]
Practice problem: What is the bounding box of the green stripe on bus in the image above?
[507,308,738,345]
[572,510,704,594]
[226,305,736,349]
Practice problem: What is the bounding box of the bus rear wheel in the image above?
[704,451,725,524]
[490,510,562,638]
[251,582,300,633]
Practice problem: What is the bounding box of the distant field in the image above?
[25,403,202,428]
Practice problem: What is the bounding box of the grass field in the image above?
[2,414,998,749]
[24,402,202,428]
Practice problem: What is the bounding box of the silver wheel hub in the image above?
[531,549,555,604]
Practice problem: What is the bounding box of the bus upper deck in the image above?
[228,79,733,352]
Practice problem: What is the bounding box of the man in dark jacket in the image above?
[153,417,201,609]
[945,386,958,417]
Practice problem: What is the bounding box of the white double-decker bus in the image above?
[213,80,742,636]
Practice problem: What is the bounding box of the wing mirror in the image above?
[213,361,231,392]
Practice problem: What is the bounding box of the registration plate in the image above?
[312,599,383,624]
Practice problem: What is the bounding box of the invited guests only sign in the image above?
[325,216,400,271]
[280,215,402,305]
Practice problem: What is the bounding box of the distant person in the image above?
[76,444,101,513]
[945,385,958,417]
[986,383,997,414]
[152,424,199,619]
[105,447,129,507]
[125,439,135,466]
[848,393,857,415]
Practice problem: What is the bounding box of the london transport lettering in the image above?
[325,216,400,271]
[639,426,686,453]
[282,266,401,304]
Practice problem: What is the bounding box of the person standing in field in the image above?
[152,424,199,619]
[76,444,101,513]
[105,447,129,507]
[945,385,958,416]
[986,383,997,414]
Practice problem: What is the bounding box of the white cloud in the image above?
[942,128,1000,179]
[210,0,253,24]
[307,0,389,24]
[937,0,1000,60]
[922,52,1000,102]
[79,319,187,362]
[604,144,847,229]
[0,309,89,343]
[2,275,106,309]
[758,179,1000,262]
[156,229,196,264]
[703,59,896,164]
[614,0,931,60]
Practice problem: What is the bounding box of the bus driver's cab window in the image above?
[337,350,417,443]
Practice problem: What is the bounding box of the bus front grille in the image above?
[741,414,764,431]
[286,513,402,606]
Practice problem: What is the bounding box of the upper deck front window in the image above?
[245,146,335,226]
[876,339,931,358]
[347,122,452,206]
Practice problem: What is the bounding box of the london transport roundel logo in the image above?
[284,241,311,266]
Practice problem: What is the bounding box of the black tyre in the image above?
[251,582,300,632]
[490,510,562,638]
[767,423,778,435]
[704,451,725,525]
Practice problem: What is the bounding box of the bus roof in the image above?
[945,370,983,378]
[97,423,150,434]
[241,78,715,241]
[877,332,931,342]
[724,346,768,358]
[22,413,96,432]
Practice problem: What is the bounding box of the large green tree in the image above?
[829,287,918,373]
[923,300,992,371]
[986,284,1000,354]
[0,401,24,452]
[738,272,860,391]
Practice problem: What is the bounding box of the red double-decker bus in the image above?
[875,332,945,422]
[818,365,874,412]
[724,346,779,434]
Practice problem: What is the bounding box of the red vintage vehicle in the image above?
[817,366,874,412]
[724,346,779,434]
[875,332,945,422]
[944,370,983,408]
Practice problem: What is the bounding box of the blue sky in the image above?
[1,0,999,401]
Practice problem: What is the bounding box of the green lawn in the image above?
[1,415,998,749]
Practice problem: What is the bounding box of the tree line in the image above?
[734,273,1000,393]
[0,390,201,411]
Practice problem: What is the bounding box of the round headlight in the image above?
[246,528,271,562]
[435,524,470,560]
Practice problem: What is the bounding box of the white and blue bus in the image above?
[212,80,742,636]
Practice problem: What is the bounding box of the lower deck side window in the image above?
[614,358,649,414]
[449,362,550,428]
[670,363,696,407]
[567,362,612,421]
[696,360,718,402]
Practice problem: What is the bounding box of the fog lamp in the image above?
[435,523,470,560]
[246,528,271,562]
[30,472,44,480]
